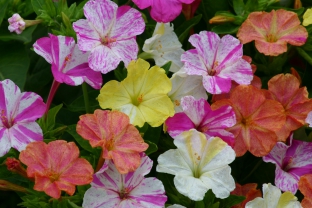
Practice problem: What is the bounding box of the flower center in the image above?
[1,110,12,128]
[48,172,60,183]
[101,36,117,46]
[208,61,219,76]
[266,34,277,43]
[132,94,144,106]
[174,100,180,107]
[119,187,131,200]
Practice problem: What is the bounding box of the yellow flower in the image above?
[98,58,174,127]
[303,8,312,26]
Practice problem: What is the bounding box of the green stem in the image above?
[82,82,90,114]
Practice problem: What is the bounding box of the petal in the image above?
[245,198,266,208]
[274,167,299,194]
[299,174,312,208]
[0,128,11,157]
[149,0,184,23]
[110,38,139,67]
[181,96,207,126]
[83,188,121,208]
[89,45,121,73]
[166,112,196,137]
[33,37,53,64]
[0,79,21,121]
[263,142,288,167]
[73,19,101,51]
[182,49,207,76]
[202,75,232,94]
[34,175,61,199]
[262,183,281,207]
[132,0,152,9]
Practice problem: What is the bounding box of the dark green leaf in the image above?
[66,124,95,153]
[195,200,205,208]
[0,0,10,26]
[144,140,158,155]
[176,14,202,43]
[31,0,46,15]
[211,23,240,34]
[233,0,245,15]
[203,190,215,207]
[160,61,172,74]
[297,47,312,66]
[219,195,245,208]
[143,125,162,144]
[67,200,82,208]
[0,24,37,43]
[66,90,100,112]
[113,66,127,81]
[46,104,63,130]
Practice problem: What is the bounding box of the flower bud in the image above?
[8,13,25,34]
[5,157,29,180]
[0,180,28,193]
[294,0,302,9]
[209,14,235,24]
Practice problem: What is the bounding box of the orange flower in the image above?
[19,140,94,199]
[299,174,312,208]
[76,110,148,174]
[231,183,262,208]
[212,85,286,157]
[237,9,308,56]
[263,74,312,142]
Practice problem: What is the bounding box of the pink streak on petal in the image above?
[166,113,195,137]
[110,39,138,67]
[33,37,53,64]
[89,45,120,73]
[73,19,101,51]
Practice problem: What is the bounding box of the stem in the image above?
[240,159,263,183]
[95,150,105,172]
[82,83,90,114]
[45,79,61,118]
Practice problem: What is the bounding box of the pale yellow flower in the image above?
[303,8,312,26]
[98,58,174,127]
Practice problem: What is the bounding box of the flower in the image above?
[142,23,184,73]
[98,58,174,127]
[299,174,312,208]
[8,14,25,34]
[73,0,145,73]
[231,183,262,208]
[132,0,195,23]
[166,96,236,147]
[306,111,312,127]
[19,140,94,199]
[263,73,312,142]
[303,8,312,26]
[182,0,201,20]
[237,9,308,56]
[181,31,253,94]
[245,183,301,208]
[83,154,167,208]
[211,85,286,157]
[76,110,148,174]
[0,79,46,157]
[168,73,207,113]
[156,129,236,201]
[33,34,102,89]
[263,134,312,194]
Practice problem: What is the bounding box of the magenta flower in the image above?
[83,154,167,208]
[8,14,25,34]
[33,34,102,89]
[0,79,46,157]
[165,96,236,147]
[73,0,145,73]
[132,0,195,23]
[181,31,253,94]
[263,135,312,194]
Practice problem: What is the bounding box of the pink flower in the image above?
[263,135,312,194]
[19,140,94,199]
[73,0,145,73]
[181,31,253,94]
[0,79,46,157]
[133,0,195,23]
[166,96,236,147]
[33,34,102,89]
[83,154,167,208]
[8,14,25,34]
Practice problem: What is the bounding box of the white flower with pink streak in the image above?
[73,0,145,74]
[83,154,167,208]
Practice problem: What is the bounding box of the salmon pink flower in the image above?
[73,0,145,73]
[245,183,301,208]
[212,85,286,157]
[98,59,174,127]
[299,174,312,208]
[263,135,312,194]
[83,154,167,208]
[263,74,312,142]
[237,9,308,56]
[132,0,195,23]
[0,79,46,157]
[157,130,236,200]
[33,34,102,89]
[19,140,94,199]
[166,96,236,147]
[231,183,262,208]
[181,31,253,94]
[76,110,148,174]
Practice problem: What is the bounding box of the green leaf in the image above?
[113,65,127,81]
[233,0,245,15]
[211,23,240,34]
[297,47,312,66]
[46,104,63,130]
[219,195,245,208]
[0,42,30,90]
[0,0,10,26]
[31,0,46,15]
[195,201,205,208]
[143,125,162,144]
[144,140,158,155]
[66,90,100,112]
[0,24,37,43]
[66,124,95,153]
[67,200,82,208]
[203,190,215,207]
[160,61,172,74]
[176,14,202,43]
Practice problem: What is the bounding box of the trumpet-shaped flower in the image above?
[245,183,301,208]
[19,140,94,199]
[156,129,236,201]
[168,73,207,113]
[77,110,148,174]
[303,8,312,26]
[231,183,262,208]
[166,96,236,147]
[83,154,167,208]
[299,174,312,208]
[132,0,195,23]
[0,79,46,157]
[33,34,102,89]
[143,23,184,73]
[73,0,145,73]
[263,74,312,142]
[212,85,286,157]
[237,9,308,56]
[98,59,174,127]
[181,31,253,94]
[263,135,312,194]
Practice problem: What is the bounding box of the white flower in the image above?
[143,23,184,72]
[156,129,236,201]
[245,183,302,208]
